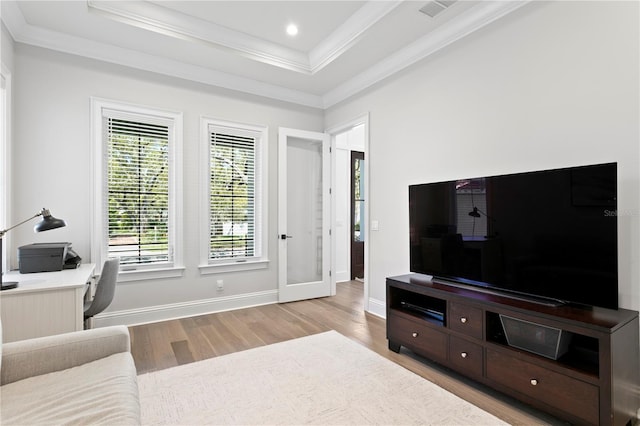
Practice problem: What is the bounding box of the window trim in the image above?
[198,116,268,275]
[91,97,184,281]
[0,65,11,274]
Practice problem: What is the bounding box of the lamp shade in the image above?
[1,207,66,290]
[33,208,66,232]
[468,207,481,218]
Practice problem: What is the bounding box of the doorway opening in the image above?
[331,121,367,308]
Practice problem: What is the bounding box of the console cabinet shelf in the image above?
[386,274,639,425]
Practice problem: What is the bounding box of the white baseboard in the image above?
[93,290,386,328]
[93,290,278,328]
[367,297,386,319]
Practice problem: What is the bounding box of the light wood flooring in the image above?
[129,281,561,425]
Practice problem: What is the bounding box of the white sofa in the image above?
[0,320,140,424]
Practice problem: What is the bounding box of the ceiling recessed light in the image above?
[286,24,298,36]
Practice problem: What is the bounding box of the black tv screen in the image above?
[409,163,618,310]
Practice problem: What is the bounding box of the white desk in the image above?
[1,264,96,342]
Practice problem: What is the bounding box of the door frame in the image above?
[326,113,370,311]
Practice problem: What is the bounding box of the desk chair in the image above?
[84,258,119,329]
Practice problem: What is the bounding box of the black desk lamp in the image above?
[0,208,67,290]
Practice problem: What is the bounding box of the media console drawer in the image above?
[486,349,599,424]
[388,312,448,363]
[449,302,483,339]
[449,336,483,377]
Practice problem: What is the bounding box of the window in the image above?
[200,118,267,273]
[456,178,487,238]
[92,98,183,280]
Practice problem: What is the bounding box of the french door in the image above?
[278,127,331,303]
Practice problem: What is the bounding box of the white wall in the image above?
[11,44,323,323]
[325,1,640,313]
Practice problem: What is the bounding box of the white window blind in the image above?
[208,128,259,261]
[105,116,171,265]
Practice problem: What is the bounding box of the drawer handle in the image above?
[530,379,538,386]
[412,332,419,338]
[460,317,468,324]
[460,352,468,358]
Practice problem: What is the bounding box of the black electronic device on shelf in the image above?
[400,301,444,322]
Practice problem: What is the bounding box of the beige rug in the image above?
[138,331,507,425]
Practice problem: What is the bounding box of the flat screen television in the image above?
[409,162,618,310]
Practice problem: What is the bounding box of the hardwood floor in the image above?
[129,281,560,425]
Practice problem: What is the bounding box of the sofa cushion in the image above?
[1,352,139,425]
[1,325,131,386]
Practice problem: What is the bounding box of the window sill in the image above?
[199,259,269,275]
[117,266,185,282]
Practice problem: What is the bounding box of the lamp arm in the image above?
[476,207,497,221]
[0,210,45,238]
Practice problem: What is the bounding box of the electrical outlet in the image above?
[216,279,224,291]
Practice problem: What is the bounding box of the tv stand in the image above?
[387,274,639,425]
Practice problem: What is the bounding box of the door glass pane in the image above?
[287,137,323,285]
[354,157,365,242]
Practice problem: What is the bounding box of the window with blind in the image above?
[201,118,267,270]
[106,118,170,265]
[456,178,487,238]
[92,98,183,279]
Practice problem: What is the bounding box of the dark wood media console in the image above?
[386,274,639,425]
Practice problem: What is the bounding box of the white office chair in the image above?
[84,258,119,328]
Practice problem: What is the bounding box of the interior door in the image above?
[278,127,331,303]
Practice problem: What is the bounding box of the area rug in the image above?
[138,330,507,425]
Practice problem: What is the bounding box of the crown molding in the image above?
[1,0,323,108]
[0,0,28,36]
[88,0,311,74]
[322,1,532,108]
[1,0,530,110]
[308,1,402,73]
[87,0,401,76]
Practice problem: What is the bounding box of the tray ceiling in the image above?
[1,1,530,108]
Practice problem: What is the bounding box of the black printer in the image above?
[18,242,81,273]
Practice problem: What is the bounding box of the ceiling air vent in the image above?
[419,0,457,18]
